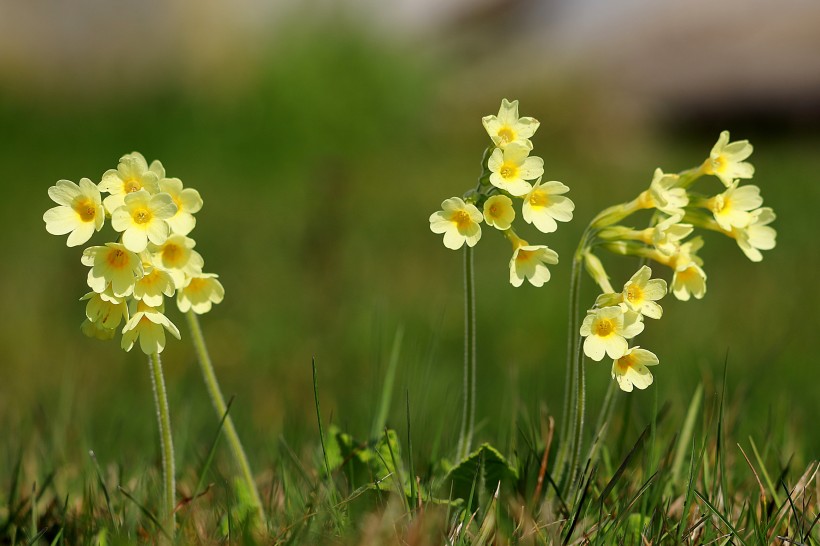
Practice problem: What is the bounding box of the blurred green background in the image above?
[1,0,818,476]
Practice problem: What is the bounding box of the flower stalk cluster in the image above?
[429,99,575,287]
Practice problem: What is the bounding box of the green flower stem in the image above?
[456,244,477,460]
[556,228,591,486]
[186,311,265,524]
[148,352,176,535]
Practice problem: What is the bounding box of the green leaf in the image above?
[443,443,518,511]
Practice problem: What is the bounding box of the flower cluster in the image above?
[44,152,224,354]
[429,99,574,286]
[580,266,666,392]
[592,131,776,302]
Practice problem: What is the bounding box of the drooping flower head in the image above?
[111,189,178,253]
[487,143,544,197]
[611,346,659,392]
[481,98,540,149]
[81,291,129,330]
[121,301,181,355]
[43,179,105,247]
[508,235,559,287]
[648,214,693,255]
[177,273,225,314]
[522,178,575,234]
[702,131,754,187]
[667,237,707,301]
[133,265,176,307]
[429,197,483,250]
[483,195,515,230]
[621,265,667,319]
[82,243,144,297]
[99,152,160,213]
[580,306,644,361]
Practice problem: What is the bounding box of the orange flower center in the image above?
[500,163,518,180]
[133,208,152,224]
[106,249,129,269]
[595,319,614,337]
[625,285,643,303]
[73,197,97,222]
[529,191,548,207]
[453,210,472,229]
[124,179,142,193]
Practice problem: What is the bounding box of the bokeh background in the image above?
[2,0,819,474]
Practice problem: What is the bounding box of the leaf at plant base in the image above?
[443,443,518,511]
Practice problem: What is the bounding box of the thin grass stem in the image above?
[185,311,265,524]
[148,352,175,536]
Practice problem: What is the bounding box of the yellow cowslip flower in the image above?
[429,197,483,250]
[148,234,205,288]
[641,169,688,216]
[621,265,666,319]
[81,318,117,340]
[702,131,754,187]
[134,265,176,307]
[82,243,144,297]
[487,143,543,197]
[43,179,105,247]
[81,291,129,330]
[666,238,707,301]
[158,178,203,236]
[483,195,515,230]
[706,181,763,231]
[644,214,693,255]
[121,301,181,355]
[177,273,225,314]
[508,234,559,287]
[729,207,776,262]
[481,99,540,150]
[111,189,178,253]
[522,179,574,234]
[611,346,659,392]
[99,152,160,213]
[580,306,644,361]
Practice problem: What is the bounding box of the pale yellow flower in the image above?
[81,319,117,340]
[522,179,574,234]
[111,189,178,253]
[702,131,754,187]
[177,273,225,314]
[134,265,176,307]
[483,195,515,230]
[429,197,483,250]
[647,169,688,216]
[646,215,693,255]
[730,207,776,262]
[121,301,181,355]
[43,179,105,247]
[584,251,614,294]
[611,346,659,392]
[487,143,543,197]
[158,178,203,236]
[148,234,205,288]
[621,265,666,319]
[668,237,707,301]
[99,152,160,213]
[481,99,540,149]
[81,291,129,330]
[508,236,559,287]
[706,181,763,231]
[81,243,144,297]
[580,306,644,361]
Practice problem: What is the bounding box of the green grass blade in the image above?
[694,489,748,546]
[194,396,235,499]
[671,384,703,488]
[117,486,170,540]
[88,451,115,527]
[371,326,403,440]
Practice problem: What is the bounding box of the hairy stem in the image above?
[457,245,477,460]
[186,311,265,524]
[148,352,175,535]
